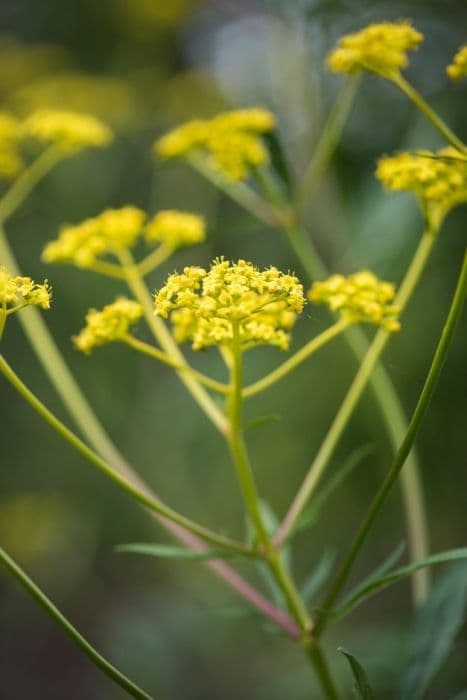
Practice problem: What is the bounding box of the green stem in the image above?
[243,319,349,399]
[0,547,153,700]
[123,334,229,395]
[295,75,361,211]
[0,353,253,557]
[275,229,437,546]
[137,243,174,277]
[316,248,467,633]
[118,249,229,434]
[305,640,342,700]
[392,74,467,154]
[0,146,64,224]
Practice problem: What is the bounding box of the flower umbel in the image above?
[154,108,276,180]
[145,210,206,249]
[73,297,143,353]
[0,266,51,314]
[376,148,467,228]
[21,109,112,152]
[327,21,423,78]
[446,45,467,81]
[309,271,400,332]
[155,258,304,351]
[42,206,146,268]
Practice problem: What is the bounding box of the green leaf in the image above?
[294,445,372,536]
[399,562,467,700]
[339,647,375,699]
[333,549,467,619]
[263,130,294,198]
[115,543,233,561]
[300,550,336,604]
[245,413,281,432]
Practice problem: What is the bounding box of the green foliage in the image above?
[338,647,375,699]
[115,543,234,561]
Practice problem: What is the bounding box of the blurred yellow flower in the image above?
[21,109,113,152]
[155,108,276,180]
[0,265,51,314]
[446,45,467,81]
[145,210,206,249]
[73,297,143,353]
[327,21,423,78]
[309,271,400,332]
[0,111,23,178]
[155,258,304,351]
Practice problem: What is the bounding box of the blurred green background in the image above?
[0,0,466,698]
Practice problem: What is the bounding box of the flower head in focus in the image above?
[73,297,143,353]
[155,258,304,351]
[0,112,23,179]
[154,108,276,180]
[21,109,112,153]
[145,210,206,249]
[42,206,146,268]
[327,21,423,78]
[309,271,400,332]
[0,266,51,320]
[376,148,467,228]
[446,45,467,81]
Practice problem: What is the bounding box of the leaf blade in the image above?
[339,647,375,699]
[115,543,233,561]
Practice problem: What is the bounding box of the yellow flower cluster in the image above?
[155,108,276,180]
[0,112,22,178]
[73,297,143,353]
[446,45,467,81]
[376,148,467,226]
[42,206,146,268]
[155,258,304,351]
[0,266,51,312]
[21,109,112,152]
[327,21,423,77]
[145,210,206,248]
[309,271,400,332]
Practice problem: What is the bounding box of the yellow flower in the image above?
[309,271,400,332]
[0,266,51,312]
[21,109,112,152]
[73,297,143,353]
[154,107,276,180]
[376,148,467,227]
[145,210,206,248]
[327,21,423,78]
[446,45,467,81]
[0,112,23,179]
[42,206,146,268]
[155,258,304,351]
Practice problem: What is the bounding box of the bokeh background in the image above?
[0,0,466,698]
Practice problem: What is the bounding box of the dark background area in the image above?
[0,0,466,698]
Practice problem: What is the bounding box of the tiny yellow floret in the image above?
[145,210,206,248]
[0,265,52,313]
[21,109,112,152]
[154,107,276,180]
[155,258,304,351]
[42,206,146,268]
[73,297,143,353]
[309,270,400,332]
[446,45,467,81]
[376,148,467,227]
[327,21,423,77]
[0,112,23,178]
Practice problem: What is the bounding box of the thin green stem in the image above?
[118,249,229,434]
[0,146,64,224]
[137,244,174,277]
[295,75,361,211]
[0,547,153,700]
[86,259,126,279]
[275,229,437,546]
[0,353,253,557]
[243,319,349,399]
[123,334,229,395]
[392,74,467,154]
[316,249,467,634]
[305,640,342,700]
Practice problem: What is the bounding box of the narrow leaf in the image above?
[301,550,336,603]
[334,549,467,619]
[245,413,281,432]
[116,543,232,561]
[294,445,372,535]
[399,562,467,700]
[263,130,294,197]
[339,647,375,699]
